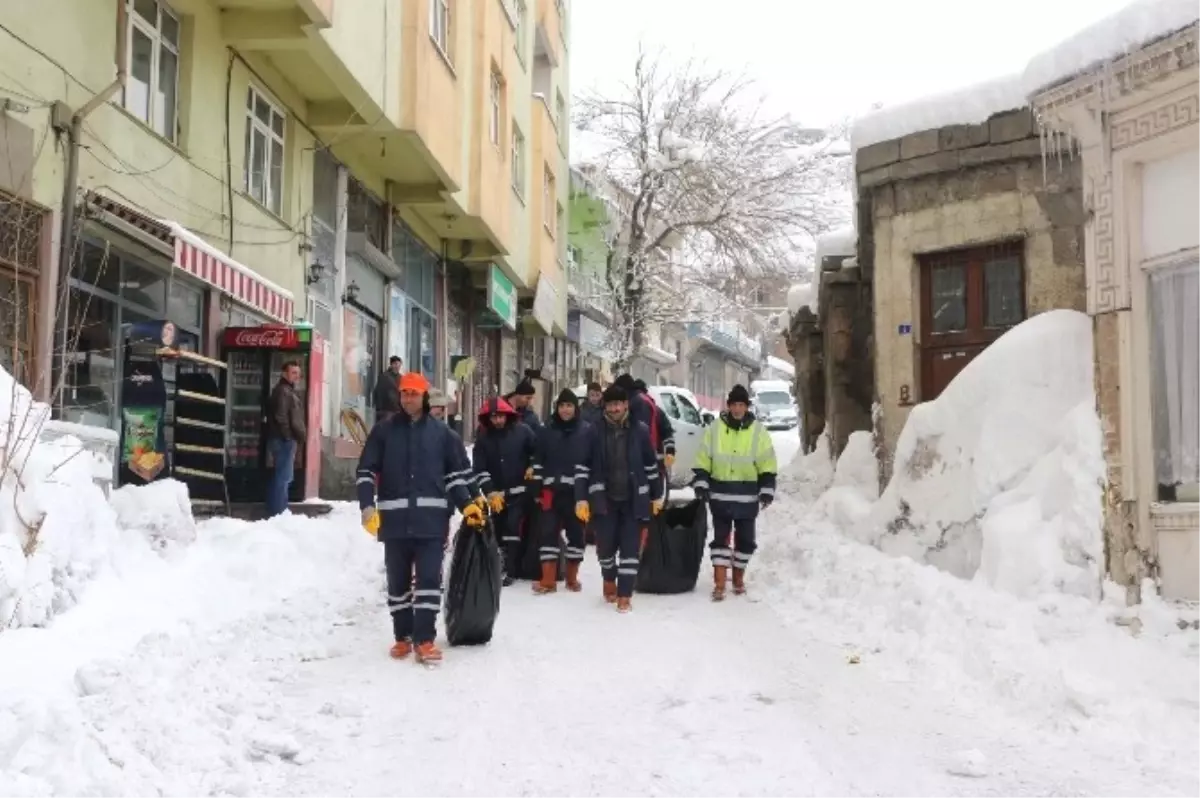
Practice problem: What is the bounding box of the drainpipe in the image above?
[54,0,128,412]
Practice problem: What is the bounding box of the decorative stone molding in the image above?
[1151,504,1200,532]
[1033,23,1198,120]
[1111,91,1200,149]
[1087,170,1126,313]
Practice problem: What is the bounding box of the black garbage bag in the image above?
[636,499,708,594]
[517,503,566,581]
[444,519,503,646]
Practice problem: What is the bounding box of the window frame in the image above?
[511,123,526,199]
[918,240,1025,350]
[489,69,503,147]
[244,84,287,216]
[513,0,527,66]
[543,165,556,235]
[429,0,452,61]
[122,0,180,141]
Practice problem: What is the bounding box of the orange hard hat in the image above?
[398,371,430,394]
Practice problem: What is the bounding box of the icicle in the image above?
[1040,118,1049,184]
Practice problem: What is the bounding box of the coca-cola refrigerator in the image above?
[221,324,324,506]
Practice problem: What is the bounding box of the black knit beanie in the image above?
[613,374,636,391]
[602,385,627,403]
[727,384,751,405]
[556,388,578,407]
[514,379,536,396]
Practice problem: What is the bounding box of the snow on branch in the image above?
[575,48,850,366]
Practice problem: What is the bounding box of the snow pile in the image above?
[1024,0,1199,94]
[785,282,815,316]
[0,504,378,795]
[860,310,1102,598]
[110,480,197,551]
[810,431,879,530]
[814,225,856,265]
[0,365,127,629]
[777,430,836,503]
[851,74,1026,153]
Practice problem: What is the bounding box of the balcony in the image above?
[686,320,762,367]
[567,262,612,323]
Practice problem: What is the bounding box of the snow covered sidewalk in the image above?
[2,489,1196,795]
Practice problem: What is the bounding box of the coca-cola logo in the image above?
[231,329,291,348]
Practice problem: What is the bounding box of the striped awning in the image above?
[83,193,295,323]
[170,227,294,322]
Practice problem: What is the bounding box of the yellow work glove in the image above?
[575,501,590,524]
[665,454,675,469]
[488,492,506,513]
[472,495,487,509]
[524,467,535,481]
[462,503,486,528]
[361,507,380,537]
[651,499,663,516]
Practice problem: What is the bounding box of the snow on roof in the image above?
[766,355,796,377]
[1024,0,1199,95]
[815,226,857,261]
[850,74,1027,153]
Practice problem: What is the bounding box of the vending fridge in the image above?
[221,325,324,505]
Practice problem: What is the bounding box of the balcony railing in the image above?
[567,264,612,321]
[686,320,761,364]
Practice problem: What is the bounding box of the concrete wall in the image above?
[857,108,1087,479]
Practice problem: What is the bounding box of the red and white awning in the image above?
[166,222,295,323]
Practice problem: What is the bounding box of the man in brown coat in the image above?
[267,360,306,517]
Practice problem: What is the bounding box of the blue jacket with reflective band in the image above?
[356,413,474,541]
[472,419,537,498]
[533,416,595,503]
[692,412,778,520]
[585,416,663,520]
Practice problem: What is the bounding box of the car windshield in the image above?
[755,391,791,407]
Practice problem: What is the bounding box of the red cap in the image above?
[398,372,430,394]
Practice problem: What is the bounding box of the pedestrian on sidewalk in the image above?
[373,356,403,423]
[580,381,604,428]
[472,397,538,585]
[504,379,543,430]
[531,388,595,594]
[266,360,305,518]
[357,372,485,664]
[584,384,663,613]
[692,384,777,601]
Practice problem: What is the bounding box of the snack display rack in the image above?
[118,322,230,516]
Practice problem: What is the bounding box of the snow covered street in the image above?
[2,429,1197,796]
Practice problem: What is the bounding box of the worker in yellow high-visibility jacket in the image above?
[692,384,778,601]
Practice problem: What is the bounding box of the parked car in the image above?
[751,387,799,430]
[573,383,709,488]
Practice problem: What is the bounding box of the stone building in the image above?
[855,104,1088,480]
[1032,18,1199,602]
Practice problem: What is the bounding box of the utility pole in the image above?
[50,0,128,412]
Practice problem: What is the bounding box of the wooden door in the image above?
[919,241,1025,400]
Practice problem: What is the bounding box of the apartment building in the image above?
[0,0,571,494]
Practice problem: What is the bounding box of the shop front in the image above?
[468,263,517,420]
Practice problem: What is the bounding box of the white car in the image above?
[751,388,799,430]
[573,383,709,488]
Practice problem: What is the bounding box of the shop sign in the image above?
[531,276,557,335]
[223,325,300,349]
[487,264,518,330]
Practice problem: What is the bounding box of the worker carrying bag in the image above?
[636,499,708,594]
[444,518,503,646]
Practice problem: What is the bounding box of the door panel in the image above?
[666,390,703,480]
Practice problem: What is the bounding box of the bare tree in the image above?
[575,48,849,367]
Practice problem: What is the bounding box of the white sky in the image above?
[569,0,1134,155]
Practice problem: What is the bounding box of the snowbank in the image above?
[851,74,1026,153]
[860,310,1102,598]
[814,225,856,263]
[0,366,128,629]
[1024,0,1199,95]
[0,503,377,795]
[786,282,815,316]
[110,480,198,550]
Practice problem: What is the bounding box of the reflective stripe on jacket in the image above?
[356,413,473,540]
[692,412,778,519]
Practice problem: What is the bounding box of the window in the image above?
[657,391,681,419]
[556,202,565,241]
[513,0,526,64]
[244,86,286,215]
[1148,256,1199,501]
[555,91,566,145]
[511,124,526,197]
[123,0,179,140]
[543,165,556,234]
[489,70,502,146]
[675,392,703,426]
[430,0,451,59]
[918,241,1025,400]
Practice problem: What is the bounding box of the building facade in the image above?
[1032,20,1199,601]
[0,0,572,494]
[856,106,1088,478]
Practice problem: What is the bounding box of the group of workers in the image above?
[354,368,778,666]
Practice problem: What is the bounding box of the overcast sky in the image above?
[569,0,1134,155]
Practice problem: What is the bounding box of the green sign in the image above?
[487,263,518,330]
